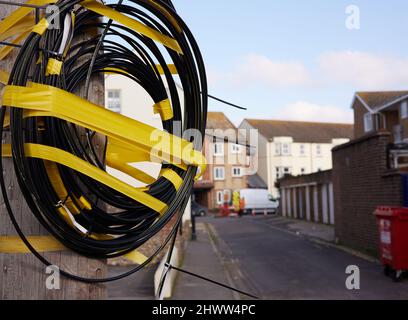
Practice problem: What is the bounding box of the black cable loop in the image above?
[0,0,206,282]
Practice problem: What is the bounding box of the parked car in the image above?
[239,188,279,215]
[192,201,208,217]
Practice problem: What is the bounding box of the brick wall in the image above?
[332,131,403,256]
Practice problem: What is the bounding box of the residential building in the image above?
[352,91,408,143]
[239,119,353,198]
[194,112,250,210]
[277,91,408,257]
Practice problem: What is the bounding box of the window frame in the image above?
[213,142,224,156]
[107,89,122,113]
[281,143,291,156]
[230,143,242,154]
[316,144,322,156]
[401,101,408,119]
[364,112,373,133]
[232,167,243,178]
[216,191,223,205]
[214,167,225,181]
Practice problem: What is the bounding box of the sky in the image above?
[172,0,408,125]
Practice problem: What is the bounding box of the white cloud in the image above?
[319,51,408,90]
[275,101,353,124]
[210,54,310,88]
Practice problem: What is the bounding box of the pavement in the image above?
[172,223,236,300]
[107,265,156,300]
[172,215,408,300]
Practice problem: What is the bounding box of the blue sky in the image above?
[173,0,408,125]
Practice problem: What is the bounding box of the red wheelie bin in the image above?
[374,207,408,282]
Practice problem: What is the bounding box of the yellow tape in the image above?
[0,70,9,85]
[155,64,178,75]
[160,169,183,191]
[80,0,182,54]
[2,83,206,176]
[0,14,35,42]
[123,249,148,265]
[153,99,173,121]
[2,142,167,213]
[32,18,50,35]
[46,58,63,76]
[0,0,54,36]
[148,0,182,34]
[0,236,65,253]
[79,196,92,211]
[23,143,169,214]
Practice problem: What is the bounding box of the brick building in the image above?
[278,90,408,257]
[239,119,352,197]
[194,112,250,210]
[352,91,408,143]
[332,132,407,255]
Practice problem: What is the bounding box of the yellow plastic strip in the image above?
[153,99,173,121]
[160,169,183,191]
[123,249,148,265]
[22,143,168,214]
[0,70,9,85]
[0,236,65,253]
[0,0,54,36]
[107,159,156,185]
[32,18,50,35]
[80,0,182,54]
[0,30,31,61]
[148,0,182,34]
[46,58,63,76]
[2,84,206,175]
[0,14,35,42]
[155,64,177,75]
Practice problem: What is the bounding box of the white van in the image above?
[239,189,279,215]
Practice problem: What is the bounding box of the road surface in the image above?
[205,215,408,300]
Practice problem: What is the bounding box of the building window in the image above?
[216,191,223,205]
[300,144,305,156]
[282,143,291,156]
[364,113,373,133]
[401,101,408,119]
[274,143,281,156]
[275,167,291,179]
[213,143,224,156]
[230,143,242,154]
[232,167,243,177]
[316,144,322,156]
[214,167,225,180]
[275,167,281,179]
[107,89,121,113]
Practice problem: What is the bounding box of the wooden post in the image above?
[0,1,107,299]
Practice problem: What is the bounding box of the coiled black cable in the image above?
[0,0,207,283]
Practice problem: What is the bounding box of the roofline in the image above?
[377,94,408,113]
[353,92,408,114]
[352,93,374,113]
[242,118,353,126]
